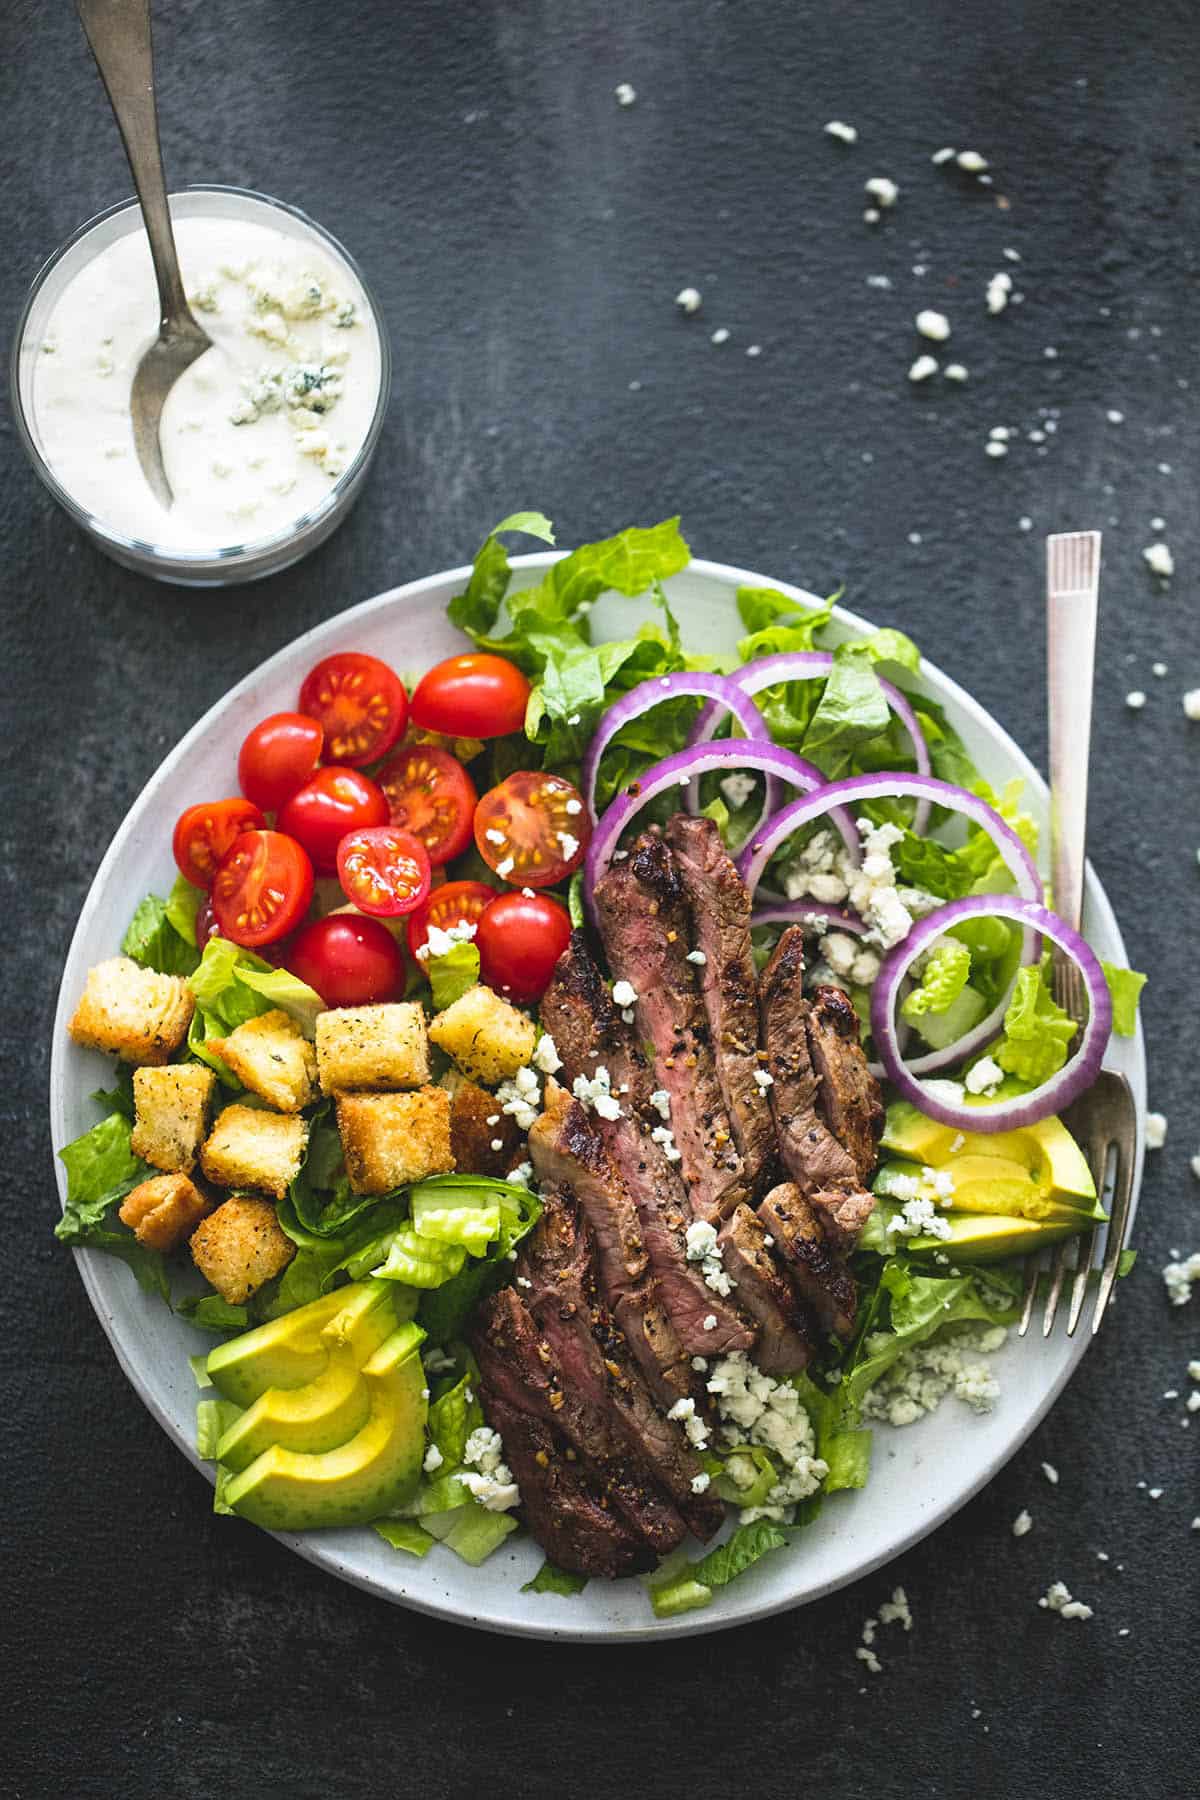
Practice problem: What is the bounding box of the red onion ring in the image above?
[750,900,869,935]
[581,671,770,822]
[870,895,1112,1133]
[687,651,934,833]
[583,740,856,918]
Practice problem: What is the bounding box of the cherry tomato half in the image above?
[374,743,477,867]
[336,826,432,918]
[406,879,498,962]
[476,890,572,1003]
[210,829,314,949]
[172,797,266,889]
[298,651,408,766]
[410,653,531,739]
[286,913,404,1007]
[473,770,591,887]
[237,711,324,812]
[276,766,389,874]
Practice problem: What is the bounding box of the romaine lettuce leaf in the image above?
[1101,963,1147,1037]
[188,937,324,1083]
[411,1185,501,1255]
[417,1180,542,1342]
[426,939,481,1010]
[373,1519,437,1558]
[900,940,971,1020]
[800,642,892,777]
[648,1519,791,1618]
[840,1256,1021,1411]
[993,964,1078,1084]
[120,880,201,977]
[54,1111,167,1298]
[448,512,558,637]
[177,1292,251,1333]
[521,1560,589,1596]
[427,1369,484,1468]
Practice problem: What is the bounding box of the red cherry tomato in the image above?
[298,651,408,766]
[410,653,531,739]
[276,766,389,873]
[374,743,477,867]
[286,913,404,1007]
[473,770,590,887]
[209,830,314,949]
[172,797,266,888]
[406,879,498,961]
[194,895,221,945]
[476,890,572,1003]
[237,712,324,812]
[336,826,432,918]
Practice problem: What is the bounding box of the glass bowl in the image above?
[10,185,392,586]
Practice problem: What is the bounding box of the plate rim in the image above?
[49,552,1145,1642]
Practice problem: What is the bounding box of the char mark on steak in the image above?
[805,984,885,1186]
[757,1182,857,1340]
[665,814,777,1197]
[471,1285,687,1557]
[539,941,754,1359]
[517,1189,724,1541]
[759,926,878,1250]
[716,1205,815,1375]
[593,833,748,1222]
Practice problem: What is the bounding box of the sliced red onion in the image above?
[750,900,869,935]
[688,652,934,833]
[582,671,770,822]
[870,895,1112,1133]
[584,739,854,918]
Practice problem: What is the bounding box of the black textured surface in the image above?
[2,1,1197,1795]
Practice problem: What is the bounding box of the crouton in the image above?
[336,1087,454,1194]
[209,1009,318,1113]
[315,1002,430,1094]
[68,956,194,1065]
[119,1172,211,1253]
[199,1104,308,1200]
[427,985,536,1085]
[449,1079,524,1178]
[129,1063,217,1172]
[189,1195,295,1305]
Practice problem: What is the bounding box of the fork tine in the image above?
[1093,1087,1137,1332]
[1018,1253,1041,1336]
[1041,1239,1071,1336]
[1065,1226,1098,1335]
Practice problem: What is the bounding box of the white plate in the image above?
[50,555,1145,1642]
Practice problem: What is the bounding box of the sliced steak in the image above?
[518,1190,724,1541]
[665,814,776,1195]
[540,939,754,1359]
[759,926,877,1248]
[471,1285,686,1556]
[805,984,885,1186]
[716,1205,815,1376]
[594,833,747,1221]
[483,1393,653,1579]
[758,1181,857,1340]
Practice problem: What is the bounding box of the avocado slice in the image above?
[215,1294,401,1472]
[878,1100,1100,1214]
[205,1279,414,1407]
[875,1156,1095,1225]
[906,1210,1086,1261]
[221,1321,428,1531]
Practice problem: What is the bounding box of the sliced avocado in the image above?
[206,1279,413,1407]
[879,1101,960,1164]
[221,1321,428,1531]
[879,1101,1100,1216]
[907,1210,1086,1261]
[215,1291,401,1472]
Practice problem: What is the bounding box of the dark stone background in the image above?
[2,1,1196,1794]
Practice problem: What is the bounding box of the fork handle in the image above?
[76,0,193,334]
[1047,549,1099,933]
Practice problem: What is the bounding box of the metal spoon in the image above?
[76,0,210,509]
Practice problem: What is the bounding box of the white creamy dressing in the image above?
[32,214,382,549]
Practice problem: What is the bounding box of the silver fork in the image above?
[1017,531,1138,1337]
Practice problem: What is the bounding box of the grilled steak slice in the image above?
[805,983,885,1185]
[472,1285,686,1556]
[540,939,754,1359]
[519,1191,724,1541]
[758,1182,857,1340]
[665,814,776,1195]
[759,927,877,1248]
[594,833,747,1221]
[716,1205,815,1375]
[484,1393,653,1579]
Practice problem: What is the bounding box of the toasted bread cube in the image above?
[336,1087,454,1194]
[189,1195,295,1304]
[129,1063,217,1172]
[68,956,194,1065]
[209,1009,318,1113]
[315,1002,430,1095]
[427,985,536,1085]
[449,1079,524,1179]
[119,1172,211,1253]
[199,1104,308,1200]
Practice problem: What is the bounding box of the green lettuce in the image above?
[840,1256,1022,1411]
[426,939,481,1010]
[648,1519,791,1618]
[177,1293,251,1334]
[411,1184,501,1255]
[993,964,1078,1084]
[1101,963,1147,1037]
[120,877,202,977]
[54,1111,166,1299]
[427,1369,484,1468]
[522,1561,588,1597]
[187,935,323,1082]
[900,940,971,1020]
[447,512,558,637]
[373,1519,437,1558]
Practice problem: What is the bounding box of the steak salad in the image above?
[56,513,1145,1616]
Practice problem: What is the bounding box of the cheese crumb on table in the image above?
[1041,1461,1059,1485]
[824,120,858,143]
[909,355,939,382]
[1163,1251,1200,1306]
[711,327,730,345]
[1184,690,1200,721]
[931,146,956,164]
[957,149,989,172]
[1145,1111,1167,1149]
[944,363,969,382]
[1039,1581,1093,1621]
[915,309,951,341]
[986,271,1013,315]
[1012,1510,1033,1537]
[614,82,636,106]
[675,286,702,314]
[864,176,899,208]
[1143,541,1175,578]
[1126,690,1147,711]
[985,440,1009,458]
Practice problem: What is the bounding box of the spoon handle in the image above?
[76,0,193,333]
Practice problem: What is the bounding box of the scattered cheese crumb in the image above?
[675,286,702,314]
[1153,662,1168,678]
[863,207,881,225]
[1146,1112,1167,1149]
[1038,1581,1093,1621]
[986,271,1013,315]
[611,979,638,1008]
[1012,1510,1033,1537]
[944,363,969,382]
[1163,1251,1200,1307]
[931,147,957,164]
[909,355,939,383]
[985,440,1009,458]
[1184,690,1200,721]
[1106,409,1125,424]
[915,309,951,342]
[964,1055,1004,1096]
[1143,542,1174,579]
[1126,690,1147,711]
[1041,1461,1059,1485]
[824,120,858,143]
[711,327,730,345]
[956,150,989,172]
[614,82,636,106]
[865,176,899,208]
